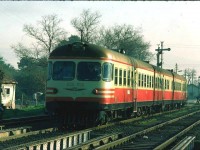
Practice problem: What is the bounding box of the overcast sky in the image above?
[0,1,200,76]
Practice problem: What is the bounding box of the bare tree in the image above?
[71,9,101,43]
[185,68,197,84]
[11,43,34,59]
[97,24,152,61]
[23,14,67,55]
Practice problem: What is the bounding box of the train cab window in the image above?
[114,68,118,85]
[102,62,113,82]
[77,62,101,81]
[123,70,127,86]
[48,61,52,80]
[119,69,122,85]
[53,61,75,80]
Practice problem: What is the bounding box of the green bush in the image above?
[2,105,45,119]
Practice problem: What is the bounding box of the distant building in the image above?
[1,80,17,109]
[187,84,199,100]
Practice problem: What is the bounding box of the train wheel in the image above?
[147,107,152,116]
[136,107,142,117]
[106,111,113,122]
[126,108,133,118]
[96,111,106,125]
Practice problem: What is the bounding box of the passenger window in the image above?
[147,75,149,88]
[138,73,141,87]
[127,70,130,87]
[102,62,113,82]
[119,69,122,85]
[123,70,127,86]
[114,68,118,85]
[141,74,144,87]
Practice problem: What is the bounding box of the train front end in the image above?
[45,42,114,124]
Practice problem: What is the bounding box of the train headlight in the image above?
[46,88,58,94]
[92,89,98,94]
[53,88,58,94]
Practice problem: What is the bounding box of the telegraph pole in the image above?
[175,63,178,73]
[155,41,171,68]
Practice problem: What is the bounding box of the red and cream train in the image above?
[46,42,187,125]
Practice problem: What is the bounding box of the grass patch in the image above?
[2,105,45,119]
[137,118,158,125]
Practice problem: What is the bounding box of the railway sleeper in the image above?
[66,133,122,150]
[4,129,91,150]
[0,126,31,138]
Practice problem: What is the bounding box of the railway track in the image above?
[1,104,199,150]
[0,115,51,128]
[69,105,200,150]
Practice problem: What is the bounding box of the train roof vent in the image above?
[167,69,174,72]
[119,49,126,54]
[68,42,88,51]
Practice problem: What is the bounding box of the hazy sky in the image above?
[0,1,200,76]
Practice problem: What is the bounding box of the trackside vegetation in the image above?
[2,105,45,119]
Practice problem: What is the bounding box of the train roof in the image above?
[50,42,153,69]
[50,42,129,62]
[50,42,185,80]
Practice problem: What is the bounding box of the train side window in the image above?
[147,75,149,88]
[131,71,134,87]
[48,61,52,80]
[152,76,154,88]
[102,62,113,82]
[127,70,130,87]
[144,75,147,87]
[114,68,118,85]
[138,73,141,87]
[119,69,122,86]
[155,77,158,88]
[150,76,152,88]
[141,74,144,87]
[168,80,169,89]
[123,70,127,86]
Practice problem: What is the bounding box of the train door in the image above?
[172,72,175,104]
[133,67,137,112]
[161,75,165,107]
[153,67,156,103]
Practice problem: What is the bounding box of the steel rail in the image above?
[93,110,200,150]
